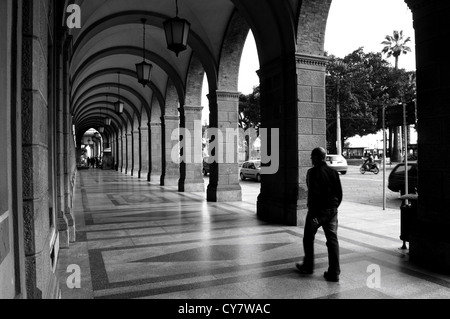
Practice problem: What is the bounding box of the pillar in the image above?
[150,123,162,182]
[179,106,205,192]
[131,129,139,177]
[21,0,59,298]
[206,91,242,202]
[406,0,450,273]
[140,125,149,180]
[161,115,179,186]
[121,132,126,172]
[127,131,133,175]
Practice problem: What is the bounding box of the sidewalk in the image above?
[55,169,450,299]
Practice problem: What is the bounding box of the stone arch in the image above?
[296,0,332,55]
[217,9,250,92]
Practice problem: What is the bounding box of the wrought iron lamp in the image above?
[114,72,124,114]
[163,0,191,57]
[104,94,111,126]
[136,19,153,87]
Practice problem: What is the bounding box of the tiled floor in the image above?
[56,169,450,299]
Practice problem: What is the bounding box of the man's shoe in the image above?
[295,263,313,275]
[324,271,339,282]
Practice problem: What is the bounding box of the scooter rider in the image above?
[363,153,374,170]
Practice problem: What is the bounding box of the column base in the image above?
[257,195,307,226]
[69,225,76,243]
[179,179,205,193]
[58,229,69,249]
[150,173,161,183]
[161,176,179,187]
[64,211,75,243]
[409,222,450,274]
[207,184,242,202]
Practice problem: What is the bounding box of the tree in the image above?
[381,30,411,70]
[239,86,261,161]
[238,86,260,130]
[325,48,415,154]
[381,30,412,162]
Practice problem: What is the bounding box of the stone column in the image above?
[127,131,133,175]
[140,125,149,180]
[21,0,59,298]
[121,133,126,173]
[161,115,180,186]
[115,134,120,171]
[150,123,162,183]
[405,0,450,272]
[295,53,328,225]
[55,43,69,249]
[132,129,140,177]
[206,91,242,202]
[62,45,75,243]
[179,106,204,192]
[255,54,326,226]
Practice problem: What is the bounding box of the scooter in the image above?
[360,162,379,174]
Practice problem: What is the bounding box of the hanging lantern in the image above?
[99,127,105,133]
[114,72,124,114]
[136,18,153,87]
[163,0,191,57]
[104,94,111,126]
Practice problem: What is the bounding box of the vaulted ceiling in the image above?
[64,0,305,139]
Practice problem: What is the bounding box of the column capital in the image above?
[295,53,329,70]
[162,115,179,122]
[150,122,162,127]
[216,90,240,101]
[183,105,204,113]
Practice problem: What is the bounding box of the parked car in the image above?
[325,154,348,175]
[388,162,418,195]
[202,157,210,176]
[240,160,261,182]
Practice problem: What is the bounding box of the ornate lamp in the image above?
[114,72,124,114]
[163,0,191,57]
[136,18,153,87]
[98,127,105,133]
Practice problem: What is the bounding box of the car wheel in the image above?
[341,171,347,175]
[256,174,261,182]
[240,173,246,181]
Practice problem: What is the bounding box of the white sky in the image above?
[201,0,416,131]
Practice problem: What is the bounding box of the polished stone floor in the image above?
[56,169,450,299]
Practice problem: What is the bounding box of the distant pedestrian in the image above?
[296,147,343,282]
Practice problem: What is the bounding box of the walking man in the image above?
[296,147,343,282]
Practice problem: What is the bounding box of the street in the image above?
[205,164,403,210]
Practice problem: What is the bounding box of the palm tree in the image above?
[381,30,411,162]
[381,30,411,70]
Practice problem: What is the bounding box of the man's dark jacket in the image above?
[307,161,343,220]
